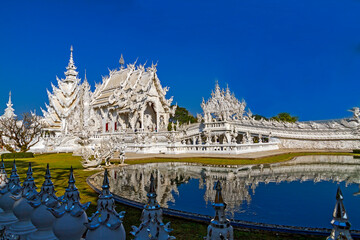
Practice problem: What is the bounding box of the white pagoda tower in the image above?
[205,180,234,240]
[327,187,353,240]
[42,46,92,135]
[2,91,16,119]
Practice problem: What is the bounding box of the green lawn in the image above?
[125,151,357,166]
[4,152,355,240]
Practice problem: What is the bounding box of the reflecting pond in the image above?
[94,155,360,230]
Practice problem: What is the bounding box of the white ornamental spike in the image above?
[131,173,175,240]
[205,180,233,240]
[28,163,60,240]
[0,160,21,227]
[8,162,38,237]
[85,169,126,240]
[49,166,90,240]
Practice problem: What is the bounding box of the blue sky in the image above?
[1,0,360,121]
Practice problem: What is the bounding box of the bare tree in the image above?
[0,112,42,152]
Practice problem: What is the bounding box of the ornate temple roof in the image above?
[92,60,173,112]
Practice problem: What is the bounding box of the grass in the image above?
[125,151,357,166]
[4,151,357,240]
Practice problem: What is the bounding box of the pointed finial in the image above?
[102,169,110,190]
[70,46,73,58]
[69,166,75,184]
[68,45,74,66]
[8,91,12,106]
[226,84,231,94]
[12,160,17,174]
[149,173,156,194]
[45,163,51,178]
[27,162,33,177]
[84,69,87,81]
[0,158,5,175]
[119,54,125,68]
[0,158,4,170]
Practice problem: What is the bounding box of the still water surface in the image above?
[102,155,360,229]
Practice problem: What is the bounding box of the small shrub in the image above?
[353,149,360,154]
[1,152,34,159]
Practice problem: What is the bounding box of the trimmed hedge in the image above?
[1,152,34,159]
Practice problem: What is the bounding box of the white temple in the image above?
[0,46,356,154]
[91,60,176,133]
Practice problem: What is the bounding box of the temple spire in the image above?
[327,187,353,240]
[119,54,125,69]
[84,69,88,83]
[65,45,78,79]
[3,91,16,119]
[69,45,74,66]
[8,91,12,106]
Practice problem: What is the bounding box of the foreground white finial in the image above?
[0,160,21,226]
[205,180,233,240]
[28,163,60,240]
[85,169,126,240]
[8,162,38,236]
[131,173,175,240]
[49,166,90,240]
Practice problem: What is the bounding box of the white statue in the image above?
[81,139,119,168]
[349,107,360,121]
[119,145,127,165]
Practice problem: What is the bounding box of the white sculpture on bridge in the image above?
[119,145,127,165]
[80,136,127,168]
[81,138,119,168]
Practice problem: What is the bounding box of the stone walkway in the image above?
[123,149,350,160]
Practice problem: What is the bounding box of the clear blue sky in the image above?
[1,0,360,121]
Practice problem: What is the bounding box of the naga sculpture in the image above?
[81,138,125,168]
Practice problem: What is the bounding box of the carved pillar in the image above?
[140,111,144,131]
[156,102,160,132]
[100,108,107,134]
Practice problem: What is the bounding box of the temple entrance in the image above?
[118,112,130,130]
[144,102,157,132]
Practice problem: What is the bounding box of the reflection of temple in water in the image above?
[91,155,360,214]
